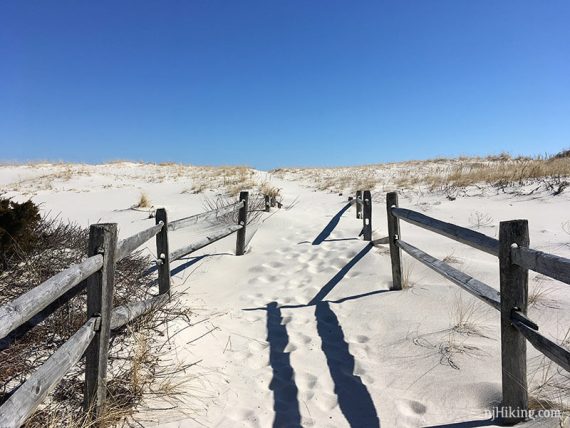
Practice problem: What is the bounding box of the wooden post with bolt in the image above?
[356,190,363,219]
[236,191,249,256]
[362,190,372,241]
[499,220,529,425]
[386,192,402,290]
[264,195,271,212]
[155,208,171,296]
[84,223,117,420]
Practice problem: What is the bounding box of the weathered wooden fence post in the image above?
[155,208,171,296]
[362,190,372,241]
[236,191,249,256]
[85,223,117,421]
[356,190,363,219]
[264,195,271,212]
[386,192,402,290]
[499,220,529,425]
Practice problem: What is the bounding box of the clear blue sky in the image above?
[1,1,569,169]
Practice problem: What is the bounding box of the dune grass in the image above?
[273,151,570,196]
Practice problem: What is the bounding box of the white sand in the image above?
[2,162,568,427]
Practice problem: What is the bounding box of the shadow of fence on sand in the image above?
[266,302,302,428]
[308,243,373,305]
[315,301,380,427]
[312,202,353,245]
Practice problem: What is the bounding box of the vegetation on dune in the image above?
[423,154,570,195]
[189,165,256,196]
[136,192,152,208]
[272,150,570,197]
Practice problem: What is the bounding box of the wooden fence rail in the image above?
[0,255,103,340]
[0,317,99,427]
[170,224,243,262]
[0,190,266,427]
[167,200,244,232]
[385,190,570,425]
[395,239,501,310]
[512,318,570,372]
[110,294,170,330]
[391,206,500,256]
[116,221,164,262]
[511,246,570,286]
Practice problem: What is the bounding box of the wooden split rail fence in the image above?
[349,190,570,425]
[348,190,373,241]
[348,189,569,424]
[381,190,570,425]
[0,191,256,427]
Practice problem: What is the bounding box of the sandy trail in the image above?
[154,179,393,427]
[153,178,511,428]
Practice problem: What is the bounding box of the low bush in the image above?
[0,198,41,268]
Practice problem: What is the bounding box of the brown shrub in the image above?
[0,198,41,268]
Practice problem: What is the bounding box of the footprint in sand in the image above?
[300,390,315,401]
[268,261,286,268]
[395,399,428,427]
[307,263,323,275]
[241,293,266,305]
[248,265,267,273]
[297,372,319,390]
[291,265,308,275]
[248,277,267,286]
[362,373,375,385]
[344,270,361,279]
[283,342,297,353]
[294,333,313,345]
[314,391,339,412]
[224,408,261,428]
[353,360,369,377]
[258,274,283,285]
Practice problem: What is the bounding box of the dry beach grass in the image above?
[272,151,570,198]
